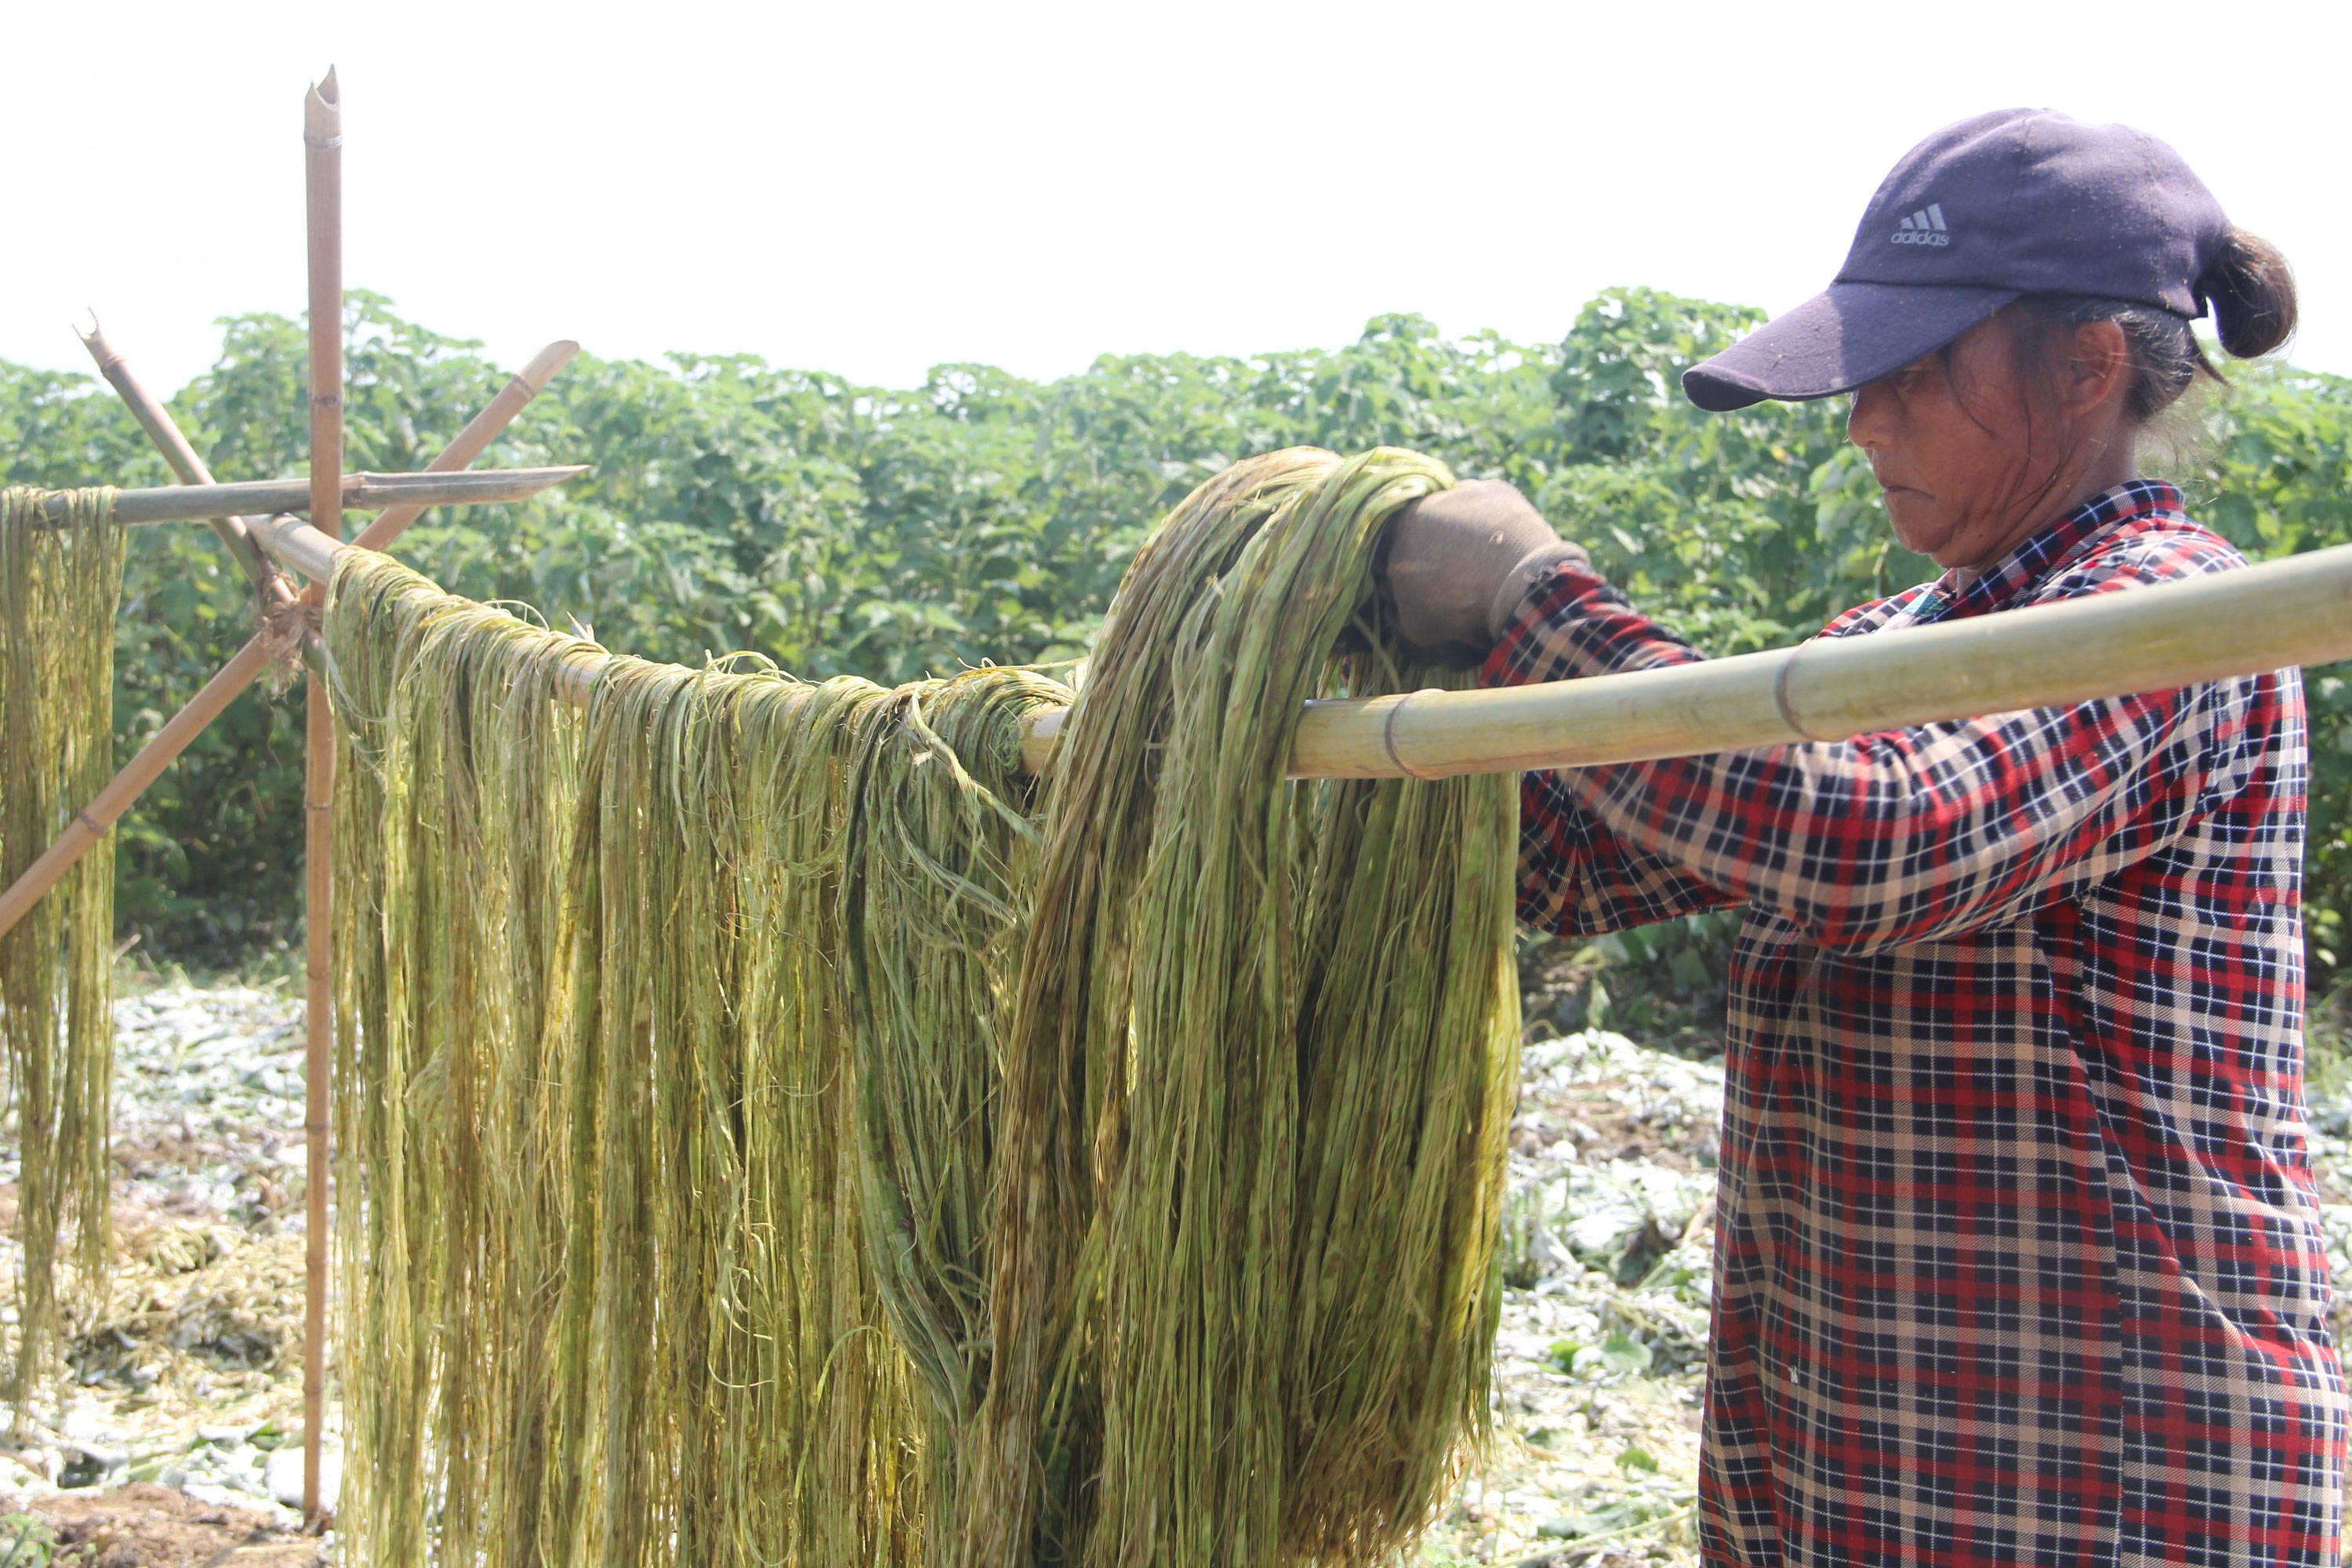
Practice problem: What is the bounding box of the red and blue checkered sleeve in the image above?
[1494,586,1742,935]
[1484,544,2241,954]
[1515,773,1742,936]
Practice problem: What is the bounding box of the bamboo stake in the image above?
[348,340,581,556]
[0,343,579,950]
[32,466,588,527]
[301,65,341,1530]
[245,520,2352,783]
[78,317,295,607]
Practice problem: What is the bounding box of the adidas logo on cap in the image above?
[1891,203,1950,246]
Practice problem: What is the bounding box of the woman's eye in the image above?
[1886,360,1935,396]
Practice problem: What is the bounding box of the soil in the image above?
[20,1485,321,1566]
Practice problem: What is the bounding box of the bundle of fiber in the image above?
[962,448,1520,1568]
[562,657,927,1568]
[326,552,1069,1566]
[0,485,123,1417]
[840,666,1065,1527]
[326,561,601,1564]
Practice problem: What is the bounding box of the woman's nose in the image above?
[1846,381,1893,450]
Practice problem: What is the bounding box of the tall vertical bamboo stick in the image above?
[76,319,295,608]
[300,64,342,1530]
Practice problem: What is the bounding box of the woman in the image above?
[1383,109,2345,1566]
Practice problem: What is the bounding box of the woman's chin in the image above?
[1880,499,1948,562]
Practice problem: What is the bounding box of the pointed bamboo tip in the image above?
[77,311,127,376]
[305,68,341,139]
[517,341,583,394]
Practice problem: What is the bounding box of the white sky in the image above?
[6,0,2349,399]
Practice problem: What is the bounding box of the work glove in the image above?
[1378,479,1588,665]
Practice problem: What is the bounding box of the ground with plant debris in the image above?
[0,975,326,1565]
[1415,1026,1722,1566]
[8,968,2352,1567]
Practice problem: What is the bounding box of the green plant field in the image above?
[7,289,2351,989]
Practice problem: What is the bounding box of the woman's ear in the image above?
[2065,319,2132,419]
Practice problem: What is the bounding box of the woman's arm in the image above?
[1516,770,1741,936]
[1486,549,2253,955]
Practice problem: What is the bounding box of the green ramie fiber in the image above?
[841,665,1065,1534]
[321,445,1517,1567]
[0,486,122,1421]
[962,447,1519,1568]
[326,551,1066,1566]
[327,561,602,1566]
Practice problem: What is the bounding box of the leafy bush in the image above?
[5,290,2350,980]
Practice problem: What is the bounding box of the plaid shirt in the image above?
[1486,481,2347,1567]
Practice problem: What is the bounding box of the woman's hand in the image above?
[1379,480,1587,664]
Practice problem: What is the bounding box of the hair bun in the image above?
[2201,229,2299,360]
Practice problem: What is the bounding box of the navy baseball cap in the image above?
[1682,109,2233,412]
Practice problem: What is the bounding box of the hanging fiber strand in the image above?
[561,656,927,1568]
[327,561,602,1566]
[327,550,1069,1567]
[962,447,1520,1568]
[0,486,123,1421]
[840,665,1065,1534]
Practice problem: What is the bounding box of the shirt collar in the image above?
[1911,479,2184,623]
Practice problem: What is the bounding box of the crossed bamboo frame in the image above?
[12,60,2352,1542]
[0,71,586,1526]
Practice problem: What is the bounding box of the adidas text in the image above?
[1891,202,1949,245]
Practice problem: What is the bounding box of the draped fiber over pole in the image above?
[323,548,1070,1566]
[314,448,1523,1568]
[240,503,2352,787]
[963,447,1518,1568]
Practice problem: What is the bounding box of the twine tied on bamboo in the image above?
[260,590,319,695]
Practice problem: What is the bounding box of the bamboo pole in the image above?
[0,638,281,944]
[31,466,587,527]
[245,514,343,584]
[301,65,340,1530]
[241,519,2352,783]
[348,340,580,555]
[78,317,295,606]
[0,342,579,950]
[1267,543,2352,779]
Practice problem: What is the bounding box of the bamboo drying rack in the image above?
[0,69,590,1527]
